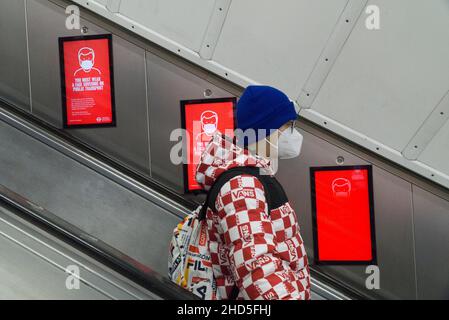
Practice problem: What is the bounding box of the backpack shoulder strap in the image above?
[198,166,288,220]
[257,171,289,210]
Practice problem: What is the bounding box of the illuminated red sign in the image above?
[310,165,376,264]
[181,98,236,192]
[59,34,116,128]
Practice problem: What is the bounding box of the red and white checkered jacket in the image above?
[195,133,311,300]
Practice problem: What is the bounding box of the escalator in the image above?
[0,100,351,300]
[0,188,178,300]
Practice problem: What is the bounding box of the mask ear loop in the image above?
[265,127,279,150]
[265,136,278,149]
[279,120,296,136]
[266,120,296,151]
[290,120,296,133]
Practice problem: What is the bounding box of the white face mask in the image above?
[81,60,94,71]
[203,123,217,135]
[265,127,303,160]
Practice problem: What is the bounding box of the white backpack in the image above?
[168,205,219,300]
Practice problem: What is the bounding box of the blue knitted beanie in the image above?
[236,85,297,147]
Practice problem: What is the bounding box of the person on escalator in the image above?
[195,85,311,300]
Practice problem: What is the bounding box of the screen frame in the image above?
[58,34,117,129]
[310,165,377,265]
[180,97,237,194]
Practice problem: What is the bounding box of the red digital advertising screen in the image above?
[59,34,116,128]
[181,98,236,193]
[310,165,376,265]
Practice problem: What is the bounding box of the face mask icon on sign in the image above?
[200,110,218,136]
[81,59,94,71]
[74,47,102,76]
[194,110,219,153]
[332,178,351,198]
